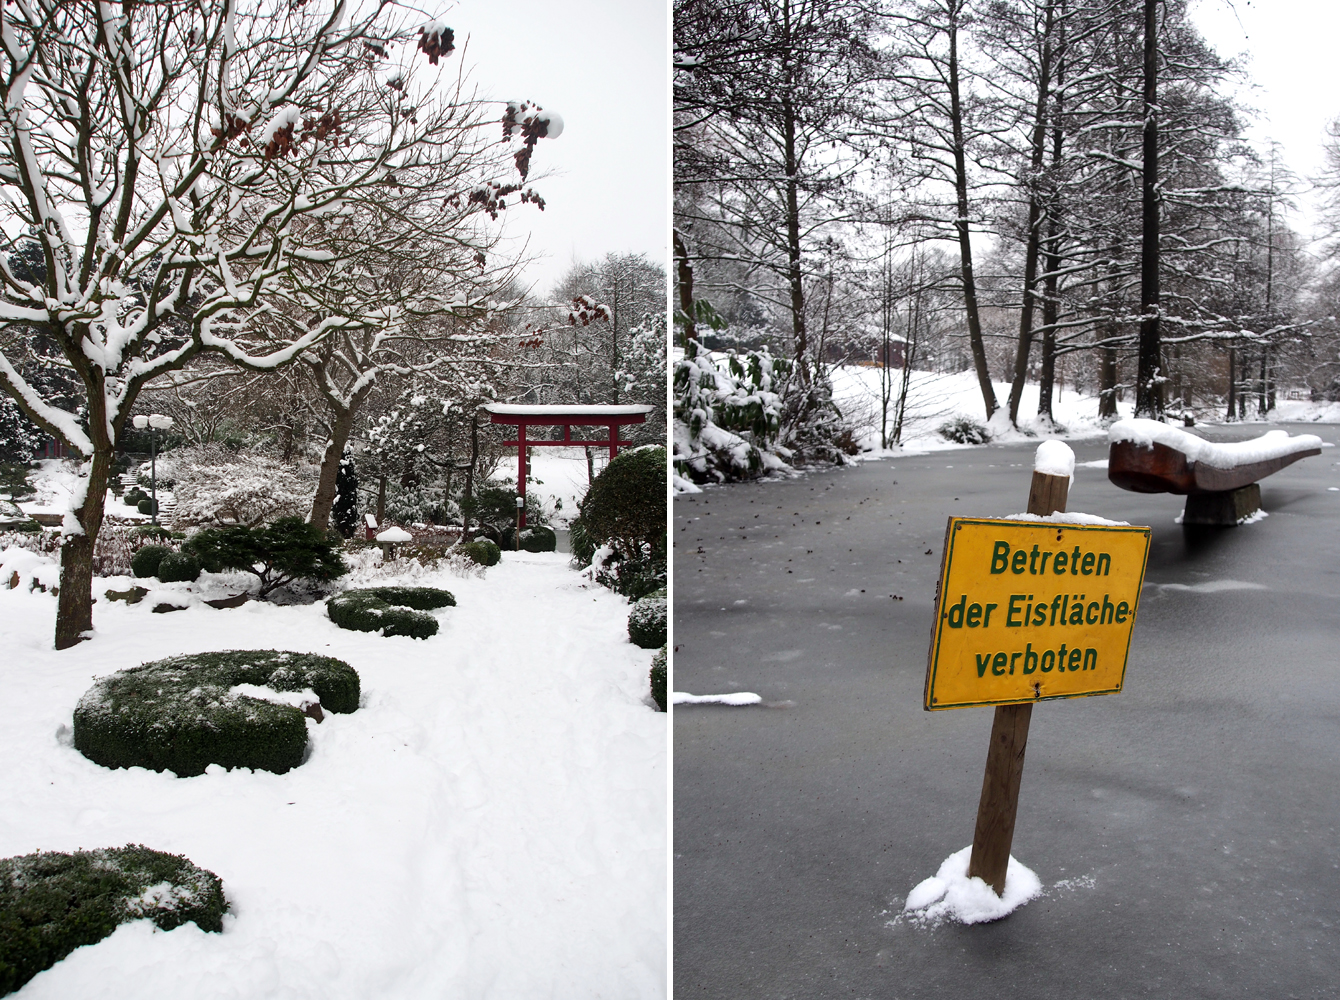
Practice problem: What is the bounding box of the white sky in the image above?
[1189,0,1340,245]
[445,0,669,298]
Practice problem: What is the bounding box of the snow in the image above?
[0,551,665,998]
[671,691,762,706]
[899,845,1042,926]
[494,447,599,528]
[1109,418,1323,469]
[997,511,1132,527]
[535,110,564,139]
[227,684,320,711]
[1032,439,1074,478]
[374,527,412,543]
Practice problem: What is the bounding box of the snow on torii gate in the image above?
[483,403,653,528]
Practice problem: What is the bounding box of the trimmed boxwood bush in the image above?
[460,538,501,567]
[327,586,455,639]
[155,551,200,583]
[575,445,666,598]
[73,650,360,777]
[0,844,227,996]
[628,594,667,649]
[500,524,557,552]
[183,516,346,598]
[130,544,171,579]
[137,498,158,516]
[650,647,666,712]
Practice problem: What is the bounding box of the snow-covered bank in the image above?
[0,553,666,998]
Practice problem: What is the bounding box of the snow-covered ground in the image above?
[826,365,1340,458]
[494,447,598,527]
[0,549,666,998]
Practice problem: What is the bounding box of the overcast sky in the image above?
[1189,0,1340,245]
[444,0,668,298]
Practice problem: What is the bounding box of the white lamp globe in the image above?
[149,414,174,430]
[132,415,148,429]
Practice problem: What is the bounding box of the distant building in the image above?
[823,335,907,368]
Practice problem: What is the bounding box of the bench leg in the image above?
[1182,483,1261,526]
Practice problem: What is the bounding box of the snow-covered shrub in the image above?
[501,524,557,552]
[169,451,318,528]
[327,587,453,639]
[573,445,666,598]
[0,844,227,995]
[156,552,200,583]
[183,517,345,598]
[628,594,667,649]
[650,647,666,713]
[73,650,359,777]
[938,417,992,445]
[460,538,501,567]
[130,544,172,579]
[674,338,791,485]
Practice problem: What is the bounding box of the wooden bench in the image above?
[1107,418,1323,525]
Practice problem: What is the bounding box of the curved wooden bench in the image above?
[1107,419,1322,525]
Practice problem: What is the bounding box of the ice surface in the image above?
[1109,418,1322,470]
[672,691,762,706]
[1033,439,1074,478]
[900,845,1042,925]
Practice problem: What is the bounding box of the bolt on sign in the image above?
[925,518,1152,710]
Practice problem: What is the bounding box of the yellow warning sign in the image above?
[924,518,1151,711]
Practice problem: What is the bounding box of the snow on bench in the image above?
[1107,418,1322,496]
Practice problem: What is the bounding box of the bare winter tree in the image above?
[0,1,555,648]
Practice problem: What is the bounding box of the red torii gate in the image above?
[483,403,653,527]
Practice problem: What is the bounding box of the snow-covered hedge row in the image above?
[0,845,227,995]
[673,339,791,489]
[73,650,360,777]
[168,449,319,528]
[326,586,455,639]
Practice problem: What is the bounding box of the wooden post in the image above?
[966,466,1069,895]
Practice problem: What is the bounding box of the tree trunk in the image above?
[54,445,114,649]
[674,228,696,350]
[1225,345,1237,421]
[1135,0,1162,418]
[1007,0,1056,427]
[947,2,997,420]
[376,474,386,524]
[462,413,479,539]
[1098,336,1118,419]
[309,406,356,532]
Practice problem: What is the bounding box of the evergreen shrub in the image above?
[155,552,200,583]
[650,647,666,712]
[130,544,171,579]
[137,498,158,515]
[575,446,667,597]
[183,517,345,598]
[938,417,991,445]
[628,594,667,649]
[0,845,227,996]
[327,587,454,639]
[500,524,557,552]
[460,538,501,567]
[73,650,359,777]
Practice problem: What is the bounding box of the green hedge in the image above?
[156,552,200,583]
[130,544,171,579]
[650,647,666,712]
[628,595,667,649]
[460,538,501,567]
[327,587,455,639]
[0,845,227,996]
[500,525,557,552]
[73,650,360,777]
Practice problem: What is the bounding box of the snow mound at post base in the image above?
[902,845,1042,925]
[0,844,227,996]
[73,650,359,777]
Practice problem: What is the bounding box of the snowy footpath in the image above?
[0,552,666,998]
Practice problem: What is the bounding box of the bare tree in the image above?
[0,1,551,647]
